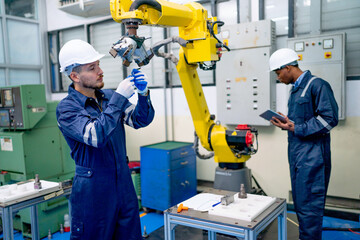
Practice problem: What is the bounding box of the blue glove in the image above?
[131,69,148,95]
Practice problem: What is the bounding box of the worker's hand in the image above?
[270,112,295,132]
[131,69,148,96]
[116,76,135,99]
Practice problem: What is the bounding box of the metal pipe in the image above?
[163,28,168,141]
[236,0,240,23]
[288,0,295,38]
[210,0,217,16]
[259,0,264,20]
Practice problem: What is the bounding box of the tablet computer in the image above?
[259,110,293,123]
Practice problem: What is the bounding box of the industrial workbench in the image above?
[164,194,287,240]
[0,181,71,240]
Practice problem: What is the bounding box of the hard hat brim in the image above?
[60,53,105,73]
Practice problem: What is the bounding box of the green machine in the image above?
[0,84,75,238]
[131,171,141,210]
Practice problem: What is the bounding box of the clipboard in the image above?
[259,110,293,123]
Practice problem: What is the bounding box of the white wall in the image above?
[45,0,360,201]
[46,0,110,31]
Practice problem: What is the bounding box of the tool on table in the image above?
[34,174,42,189]
[212,201,221,207]
[221,194,234,206]
[177,203,189,213]
[238,183,247,199]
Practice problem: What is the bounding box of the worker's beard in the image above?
[82,81,104,90]
[80,75,104,90]
[93,81,104,90]
[94,74,104,89]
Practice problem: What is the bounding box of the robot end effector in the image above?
[109,33,189,67]
[109,35,154,67]
[108,17,157,67]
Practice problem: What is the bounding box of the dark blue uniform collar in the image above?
[291,70,312,92]
[68,83,109,108]
[297,70,312,89]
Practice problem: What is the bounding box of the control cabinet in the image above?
[216,20,276,126]
[0,84,46,129]
[140,141,197,211]
[287,33,346,119]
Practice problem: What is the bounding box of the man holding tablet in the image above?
[268,48,339,240]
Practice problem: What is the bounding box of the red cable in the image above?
[348,228,360,235]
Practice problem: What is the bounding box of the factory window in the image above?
[0,69,5,86]
[0,0,43,86]
[49,26,86,92]
[264,0,289,36]
[5,0,37,20]
[322,0,360,30]
[0,19,4,64]
[9,69,40,85]
[89,20,124,90]
[7,20,40,64]
[294,0,311,35]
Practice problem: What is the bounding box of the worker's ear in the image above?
[284,65,293,73]
[69,72,80,83]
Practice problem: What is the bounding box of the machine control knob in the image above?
[245,131,254,147]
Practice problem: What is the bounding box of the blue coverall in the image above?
[287,71,338,240]
[56,84,155,240]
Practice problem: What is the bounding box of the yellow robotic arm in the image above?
[109,0,257,164]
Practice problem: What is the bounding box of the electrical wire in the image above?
[209,21,230,52]
[348,228,360,235]
[251,175,266,196]
[193,131,214,159]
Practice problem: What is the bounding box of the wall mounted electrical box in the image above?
[216,20,276,126]
[287,33,346,119]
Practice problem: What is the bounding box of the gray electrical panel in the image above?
[287,33,346,119]
[216,20,276,126]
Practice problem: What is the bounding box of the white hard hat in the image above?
[269,48,299,71]
[59,39,105,75]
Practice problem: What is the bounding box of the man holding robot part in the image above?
[56,39,154,240]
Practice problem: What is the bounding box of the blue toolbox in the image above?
[140,141,197,211]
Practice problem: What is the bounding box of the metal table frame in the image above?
[164,198,287,240]
[0,187,71,240]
